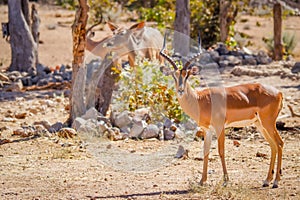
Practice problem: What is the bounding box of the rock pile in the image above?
[72,107,197,141]
[196,43,272,69]
[0,64,72,92]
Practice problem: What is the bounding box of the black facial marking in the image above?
[272,170,274,174]
[178,70,183,86]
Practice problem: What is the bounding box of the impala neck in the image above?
[177,82,200,123]
[86,37,109,58]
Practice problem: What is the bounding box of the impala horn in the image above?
[160,31,178,70]
[183,31,203,70]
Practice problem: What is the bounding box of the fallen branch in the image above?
[288,104,300,118]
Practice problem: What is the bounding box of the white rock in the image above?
[115,111,132,128]
[140,124,159,139]
[82,107,101,120]
[129,120,147,139]
[72,117,87,130]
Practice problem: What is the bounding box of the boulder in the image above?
[114,111,132,128]
[163,118,172,129]
[291,62,300,73]
[50,122,64,133]
[242,55,257,65]
[72,117,87,130]
[129,119,147,139]
[163,129,175,140]
[256,50,272,64]
[82,107,101,120]
[140,124,159,139]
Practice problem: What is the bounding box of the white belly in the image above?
[225,118,257,128]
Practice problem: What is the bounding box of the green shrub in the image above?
[263,31,297,58]
[114,59,184,123]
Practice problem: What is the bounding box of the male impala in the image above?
[160,33,284,188]
[86,22,163,67]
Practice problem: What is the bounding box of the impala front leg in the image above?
[200,128,213,186]
[218,128,229,186]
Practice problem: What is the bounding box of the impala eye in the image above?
[119,30,127,35]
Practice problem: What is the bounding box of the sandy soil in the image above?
[0,3,300,200]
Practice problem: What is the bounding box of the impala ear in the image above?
[160,66,173,76]
[189,65,201,75]
[129,21,145,30]
[107,22,119,32]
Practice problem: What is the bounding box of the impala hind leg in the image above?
[254,120,277,187]
[261,122,284,188]
[255,114,283,188]
[218,128,229,186]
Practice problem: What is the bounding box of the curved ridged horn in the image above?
[160,31,178,70]
[183,31,203,69]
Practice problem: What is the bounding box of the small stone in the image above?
[256,50,272,64]
[291,62,300,73]
[14,112,27,119]
[2,117,16,123]
[163,118,172,129]
[57,128,77,139]
[50,122,64,133]
[174,145,185,158]
[163,129,175,140]
[5,80,23,92]
[242,55,257,65]
[37,78,49,86]
[256,152,268,159]
[233,140,240,147]
[12,127,34,137]
[28,107,39,114]
[0,72,9,82]
[33,120,52,131]
[216,43,229,55]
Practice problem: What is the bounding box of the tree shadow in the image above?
[0,134,40,146]
[0,89,68,102]
[281,84,300,90]
[87,190,189,199]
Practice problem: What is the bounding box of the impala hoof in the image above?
[262,183,269,187]
[222,181,228,187]
[222,174,229,187]
[272,180,279,188]
[262,180,269,187]
[199,179,206,186]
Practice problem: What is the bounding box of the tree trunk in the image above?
[21,0,30,26]
[174,0,190,56]
[220,0,230,42]
[68,0,89,125]
[273,3,283,61]
[8,0,37,72]
[31,4,40,65]
[95,63,119,116]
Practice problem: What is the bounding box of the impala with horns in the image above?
[86,22,163,67]
[160,32,284,188]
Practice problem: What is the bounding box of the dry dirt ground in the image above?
[0,3,300,200]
